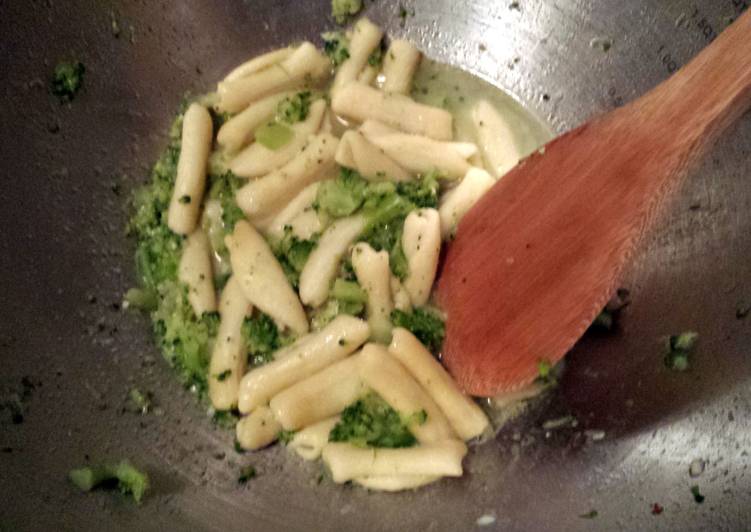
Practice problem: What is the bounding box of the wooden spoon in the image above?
[437,10,751,396]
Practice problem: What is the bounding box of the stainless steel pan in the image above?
[1,0,750,530]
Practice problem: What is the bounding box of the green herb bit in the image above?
[690,485,705,504]
[329,393,418,448]
[178,194,191,204]
[331,0,363,24]
[215,369,232,382]
[579,510,598,519]
[278,429,296,445]
[238,465,257,484]
[52,61,85,102]
[69,461,149,503]
[536,359,558,386]
[664,331,698,371]
[255,121,294,150]
[390,307,445,354]
[128,388,151,414]
[322,31,351,66]
[276,91,312,124]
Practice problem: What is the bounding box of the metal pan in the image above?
[1,0,749,530]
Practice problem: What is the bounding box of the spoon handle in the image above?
[642,9,751,154]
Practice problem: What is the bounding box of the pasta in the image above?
[178,229,217,316]
[230,99,327,177]
[288,416,341,461]
[167,103,213,235]
[332,82,453,140]
[438,166,495,238]
[226,220,309,334]
[402,209,441,306]
[269,353,364,430]
[351,243,394,343]
[216,91,293,154]
[380,39,421,95]
[334,130,411,182]
[332,18,384,95]
[236,406,281,451]
[472,99,522,178]
[299,215,366,307]
[208,275,253,410]
[322,440,467,483]
[236,133,339,221]
[217,42,330,113]
[389,328,489,440]
[359,344,455,443]
[237,315,369,413]
[132,14,551,493]
[359,120,475,178]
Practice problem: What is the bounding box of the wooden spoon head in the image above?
[436,107,691,396]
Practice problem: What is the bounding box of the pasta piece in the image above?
[389,328,489,441]
[269,353,364,430]
[216,91,293,154]
[360,120,475,179]
[322,440,467,483]
[226,220,308,334]
[354,475,440,492]
[351,243,393,343]
[178,229,217,316]
[237,315,369,413]
[357,64,379,86]
[332,18,384,95]
[167,103,213,235]
[236,133,339,221]
[263,182,321,239]
[380,39,421,95]
[230,99,327,178]
[298,215,366,307]
[438,167,495,238]
[390,276,412,312]
[201,199,233,278]
[332,82,453,140]
[472,99,522,178]
[490,382,545,410]
[222,46,296,83]
[217,42,330,113]
[208,276,253,410]
[236,406,281,451]
[359,344,454,443]
[288,416,340,461]
[335,130,411,182]
[402,209,441,306]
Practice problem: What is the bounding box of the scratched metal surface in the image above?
[1,0,750,530]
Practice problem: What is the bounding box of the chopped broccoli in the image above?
[123,287,158,311]
[310,296,364,330]
[69,461,149,503]
[128,388,151,414]
[316,168,369,217]
[391,307,445,353]
[271,228,318,288]
[329,393,419,448]
[241,313,295,367]
[367,45,384,68]
[238,465,257,483]
[331,0,362,24]
[322,31,351,66]
[276,91,312,124]
[51,61,85,102]
[664,331,699,371]
[255,121,294,150]
[278,429,296,445]
[211,409,239,428]
[331,278,367,305]
[690,484,705,504]
[395,172,440,209]
[208,171,245,232]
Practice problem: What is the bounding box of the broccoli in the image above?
[208,171,245,232]
[331,0,362,24]
[390,307,445,354]
[123,287,158,311]
[310,278,367,329]
[664,331,699,371]
[241,313,295,367]
[276,91,313,124]
[255,121,294,150]
[128,388,151,414]
[51,61,85,102]
[270,228,318,288]
[322,31,351,66]
[277,429,296,445]
[316,168,368,217]
[367,46,384,68]
[329,393,420,448]
[69,461,149,503]
[536,359,558,387]
[238,465,257,483]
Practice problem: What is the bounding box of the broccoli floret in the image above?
[322,31,351,66]
[208,171,245,232]
[241,313,295,367]
[331,0,363,24]
[391,307,445,354]
[316,168,368,217]
[123,287,158,312]
[51,61,85,102]
[276,91,313,124]
[329,393,420,448]
[271,228,318,288]
[331,278,367,305]
[664,331,699,371]
[396,172,440,209]
[367,45,384,68]
[69,461,149,503]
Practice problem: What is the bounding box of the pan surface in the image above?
[1,0,750,530]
